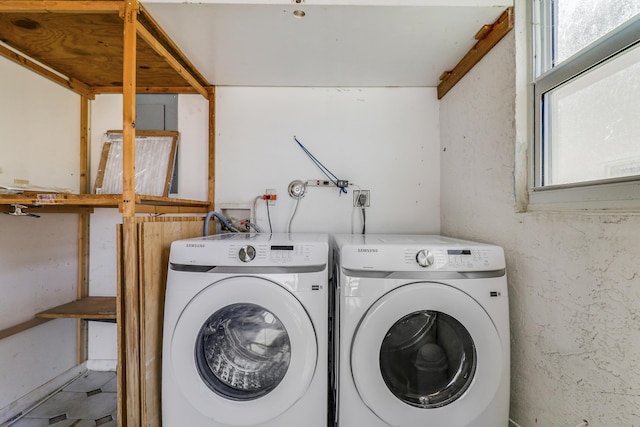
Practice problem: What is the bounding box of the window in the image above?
[530,1,640,210]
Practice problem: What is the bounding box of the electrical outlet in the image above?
[266,188,277,206]
[353,190,370,207]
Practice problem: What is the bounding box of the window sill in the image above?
[526,179,640,213]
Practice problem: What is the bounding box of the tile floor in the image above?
[7,371,117,427]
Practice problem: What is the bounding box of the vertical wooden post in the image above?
[121,1,141,426]
[122,3,137,219]
[77,95,91,364]
[208,87,216,212]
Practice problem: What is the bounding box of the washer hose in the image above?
[204,211,240,236]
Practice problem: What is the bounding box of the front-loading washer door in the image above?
[170,276,317,426]
[351,282,503,426]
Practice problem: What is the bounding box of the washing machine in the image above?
[162,232,329,427]
[333,234,509,427]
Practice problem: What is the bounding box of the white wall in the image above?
[0,57,79,408]
[439,31,640,426]
[86,94,210,365]
[216,87,440,234]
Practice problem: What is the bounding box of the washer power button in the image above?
[239,245,256,263]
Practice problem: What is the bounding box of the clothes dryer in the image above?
[333,234,509,427]
[163,233,329,427]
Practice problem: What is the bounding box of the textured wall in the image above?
[439,32,640,426]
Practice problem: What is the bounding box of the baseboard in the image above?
[86,359,117,371]
[0,362,87,426]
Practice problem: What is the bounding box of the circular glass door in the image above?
[196,303,291,400]
[350,281,504,426]
[379,310,476,408]
[170,276,317,426]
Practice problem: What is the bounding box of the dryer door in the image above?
[351,282,503,426]
[170,276,317,426]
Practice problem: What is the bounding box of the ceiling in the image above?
[143,0,513,88]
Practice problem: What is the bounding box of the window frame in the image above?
[529,1,640,211]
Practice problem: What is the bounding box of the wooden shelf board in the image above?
[0,193,210,210]
[0,4,210,91]
[0,205,94,214]
[36,296,116,320]
[135,195,210,207]
[0,318,52,341]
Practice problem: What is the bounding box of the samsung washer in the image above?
[162,233,328,427]
[333,234,509,427]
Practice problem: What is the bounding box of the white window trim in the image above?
[517,1,640,213]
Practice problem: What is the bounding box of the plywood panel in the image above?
[0,11,203,89]
[138,217,203,427]
[115,224,127,427]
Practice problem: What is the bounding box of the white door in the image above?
[170,276,317,426]
[351,282,504,426]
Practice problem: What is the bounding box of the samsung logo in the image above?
[358,248,378,253]
[186,243,205,248]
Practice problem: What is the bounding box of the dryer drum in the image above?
[195,303,292,400]
[379,310,477,409]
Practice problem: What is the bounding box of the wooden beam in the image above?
[94,86,204,94]
[77,95,91,364]
[122,3,137,218]
[79,96,91,195]
[135,22,209,98]
[122,2,142,425]
[208,88,216,211]
[437,7,514,99]
[0,44,94,99]
[137,5,210,90]
[0,1,123,13]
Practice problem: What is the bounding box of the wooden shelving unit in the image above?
[0,2,214,426]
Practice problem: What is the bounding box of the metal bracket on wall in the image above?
[3,204,40,218]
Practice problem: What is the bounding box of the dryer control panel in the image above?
[403,248,496,270]
[335,234,505,273]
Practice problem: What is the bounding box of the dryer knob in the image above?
[238,245,256,263]
[416,249,434,267]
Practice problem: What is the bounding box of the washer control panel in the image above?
[169,233,328,268]
[228,245,311,264]
[227,243,316,264]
